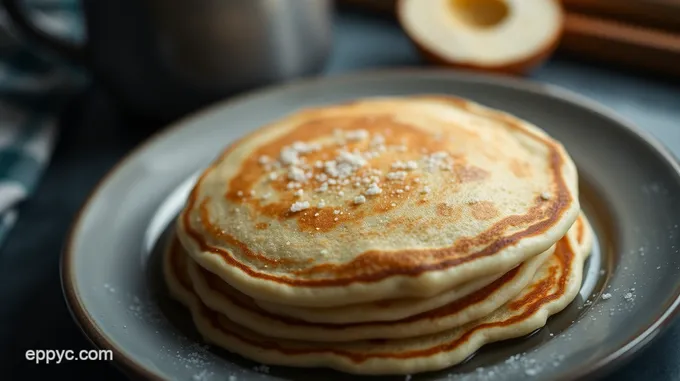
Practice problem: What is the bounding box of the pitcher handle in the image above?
[2,0,85,63]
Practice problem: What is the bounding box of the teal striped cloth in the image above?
[0,0,86,245]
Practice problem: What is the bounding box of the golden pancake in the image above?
[186,242,553,341]
[176,96,580,307]
[164,213,592,375]
[253,271,504,324]
[256,213,593,325]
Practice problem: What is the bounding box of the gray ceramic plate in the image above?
[62,70,680,381]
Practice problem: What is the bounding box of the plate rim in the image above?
[60,68,680,381]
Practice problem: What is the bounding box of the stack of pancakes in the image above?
[164,96,593,375]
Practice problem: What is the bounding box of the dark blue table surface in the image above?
[1,9,679,381]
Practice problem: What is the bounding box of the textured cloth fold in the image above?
[0,0,85,245]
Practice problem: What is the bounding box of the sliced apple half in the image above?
[398,0,564,75]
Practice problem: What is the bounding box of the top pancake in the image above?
[176,95,580,307]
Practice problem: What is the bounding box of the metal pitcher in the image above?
[2,0,333,120]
